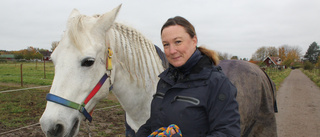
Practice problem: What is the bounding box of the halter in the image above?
[46,47,114,122]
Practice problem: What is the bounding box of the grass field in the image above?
[0,84,48,132]
[0,61,54,86]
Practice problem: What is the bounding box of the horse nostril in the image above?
[47,123,64,136]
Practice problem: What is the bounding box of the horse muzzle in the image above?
[40,105,81,137]
[40,117,80,137]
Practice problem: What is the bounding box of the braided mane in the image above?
[110,23,164,87]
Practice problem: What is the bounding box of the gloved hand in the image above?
[148,124,182,137]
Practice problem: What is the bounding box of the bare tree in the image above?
[267,46,278,57]
[251,46,280,61]
[218,51,232,60]
[51,41,60,52]
[251,46,267,61]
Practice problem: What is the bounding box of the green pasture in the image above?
[0,61,54,86]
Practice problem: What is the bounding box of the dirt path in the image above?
[0,93,126,137]
[276,69,320,137]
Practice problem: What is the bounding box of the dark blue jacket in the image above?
[136,49,240,137]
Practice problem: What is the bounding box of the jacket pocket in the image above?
[153,92,165,99]
[172,95,200,105]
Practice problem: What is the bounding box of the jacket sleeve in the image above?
[136,118,152,137]
[206,76,241,137]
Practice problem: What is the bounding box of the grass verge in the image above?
[266,68,292,91]
[301,69,320,87]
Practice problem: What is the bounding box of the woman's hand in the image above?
[171,129,176,134]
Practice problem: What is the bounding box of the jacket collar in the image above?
[159,50,215,86]
[172,49,203,74]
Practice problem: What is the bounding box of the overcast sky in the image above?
[1,0,319,59]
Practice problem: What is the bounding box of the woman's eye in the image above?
[163,43,169,47]
[81,58,95,67]
[175,41,181,44]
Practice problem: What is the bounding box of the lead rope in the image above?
[148,124,182,137]
[85,121,92,137]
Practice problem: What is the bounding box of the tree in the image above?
[278,46,287,62]
[267,46,278,57]
[304,61,314,70]
[218,52,232,60]
[51,41,59,52]
[252,46,281,61]
[316,55,320,69]
[251,46,267,61]
[11,46,44,60]
[278,45,302,67]
[14,53,24,59]
[282,49,300,67]
[304,42,320,64]
[231,56,238,60]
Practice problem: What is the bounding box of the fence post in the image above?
[44,59,46,79]
[20,64,23,87]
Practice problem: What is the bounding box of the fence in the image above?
[0,60,54,87]
[265,67,282,77]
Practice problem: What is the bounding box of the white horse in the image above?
[40,5,278,137]
[40,5,164,136]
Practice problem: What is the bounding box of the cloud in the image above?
[0,0,319,59]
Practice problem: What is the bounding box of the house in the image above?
[0,54,15,60]
[39,50,52,61]
[263,56,282,68]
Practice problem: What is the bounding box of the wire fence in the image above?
[0,85,51,93]
[265,66,283,77]
[0,104,121,136]
[0,61,54,86]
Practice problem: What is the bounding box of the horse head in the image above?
[40,5,121,137]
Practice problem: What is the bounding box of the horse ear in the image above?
[95,4,122,32]
[68,9,80,21]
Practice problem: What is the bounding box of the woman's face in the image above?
[161,25,197,67]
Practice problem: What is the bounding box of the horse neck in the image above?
[107,23,164,124]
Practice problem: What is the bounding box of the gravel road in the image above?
[276,69,320,137]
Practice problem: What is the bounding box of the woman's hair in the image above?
[161,16,219,65]
[161,16,196,38]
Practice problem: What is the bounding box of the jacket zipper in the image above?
[172,95,200,105]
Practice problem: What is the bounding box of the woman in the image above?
[136,16,240,137]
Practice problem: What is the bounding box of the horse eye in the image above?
[81,58,95,67]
